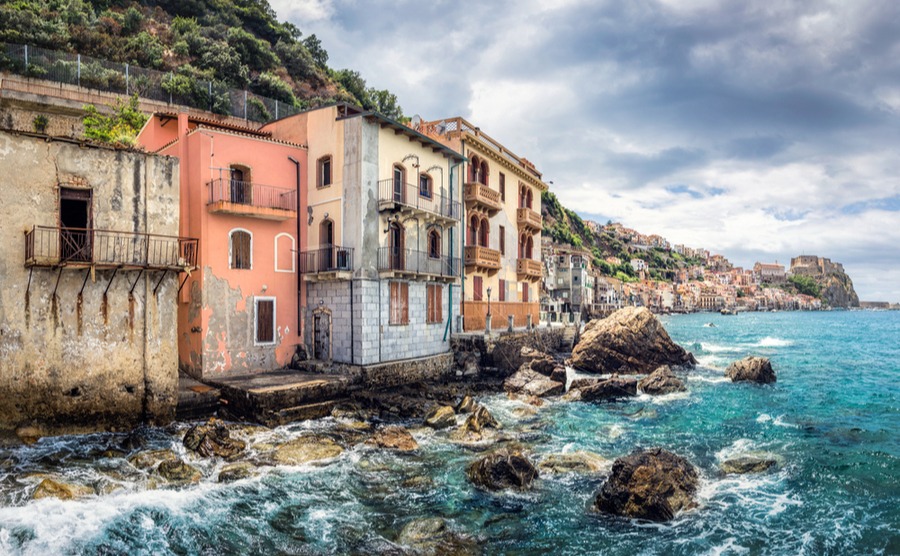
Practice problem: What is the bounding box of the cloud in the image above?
[272,0,900,301]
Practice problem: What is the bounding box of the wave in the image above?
[755,337,793,348]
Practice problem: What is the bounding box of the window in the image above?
[499,279,506,302]
[499,226,505,255]
[255,297,275,345]
[522,282,530,303]
[390,281,409,325]
[428,229,441,258]
[473,276,483,301]
[317,156,332,187]
[479,217,489,247]
[230,229,252,269]
[427,284,443,323]
[419,173,433,199]
[230,165,251,204]
[392,164,406,203]
[499,173,506,201]
[59,187,92,263]
[275,233,295,272]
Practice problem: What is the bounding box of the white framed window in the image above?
[229,228,253,269]
[255,297,276,345]
[274,232,295,273]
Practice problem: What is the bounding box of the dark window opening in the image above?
[59,187,92,263]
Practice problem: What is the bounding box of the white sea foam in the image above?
[688,374,730,384]
[697,343,743,354]
[757,413,798,428]
[755,337,793,347]
[704,538,750,556]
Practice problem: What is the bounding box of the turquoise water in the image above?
[0,311,898,554]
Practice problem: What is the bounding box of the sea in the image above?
[0,310,897,555]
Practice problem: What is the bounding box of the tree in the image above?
[302,33,328,68]
[367,88,403,120]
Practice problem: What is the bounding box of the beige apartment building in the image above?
[421,117,549,332]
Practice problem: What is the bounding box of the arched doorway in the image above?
[389,222,405,270]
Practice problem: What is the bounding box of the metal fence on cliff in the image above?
[0,43,301,123]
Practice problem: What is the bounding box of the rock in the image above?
[424,405,457,430]
[16,426,43,445]
[579,376,638,402]
[721,455,777,474]
[466,449,539,491]
[726,356,776,384]
[570,307,696,374]
[397,517,480,555]
[31,478,92,500]
[569,377,600,391]
[550,366,568,383]
[156,459,202,483]
[594,448,699,522]
[638,366,687,395]
[464,405,500,433]
[218,462,255,483]
[271,436,344,465]
[503,366,564,398]
[456,395,476,414]
[519,346,556,376]
[128,449,178,470]
[367,426,418,451]
[183,419,247,460]
[539,451,608,474]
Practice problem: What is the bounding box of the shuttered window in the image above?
[427,284,443,324]
[390,281,409,325]
[230,230,251,269]
[255,298,275,345]
[499,279,506,302]
[473,276,483,301]
[317,155,332,187]
[499,226,505,255]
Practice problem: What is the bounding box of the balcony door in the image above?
[59,187,92,263]
[230,166,249,204]
[389,222,404,271]
[320,219,334,270]
[393,165,405,203]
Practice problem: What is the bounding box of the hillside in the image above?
[0,0,404,119]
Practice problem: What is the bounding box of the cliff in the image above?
[818,271,860,308]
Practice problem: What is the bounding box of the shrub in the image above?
[82,94,147,146]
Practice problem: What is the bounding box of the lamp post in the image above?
[485,286,492,334]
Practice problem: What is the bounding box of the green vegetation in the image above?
[82,95,147,146]
[788,274,821,297]
[0,0,405,118]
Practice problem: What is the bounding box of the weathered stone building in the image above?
[0,130,195,436]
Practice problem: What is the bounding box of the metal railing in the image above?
[377,179,460,220]
[24,225,198,270]
[207,179,296,211]
[0,42,300,123]
[377,248,459,278]
[299,245,354,274]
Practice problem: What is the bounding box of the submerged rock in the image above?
[638,366,687,395]
[464,405,500,433]
[539,451,608,474]
[397,517,480,555]
[594,448,699,522]
[570,307,696,374]
[579,376,638,402]
[128,449,178,470]
[156,459,202,483]
[726,356,776,384]
[367,426,418,451]
[504,366,564,398]
[183,419,247,460]
[721,455,778,474]
[466,449,539,491]
[424,405,457,430]
[31,478,93,500]
[218,462,256,483]
[271,435,344,465]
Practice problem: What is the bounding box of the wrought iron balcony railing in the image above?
[377,179,460,220]
[377,248,460,278]
[299,245,354,274]
[24,226,198,271]
[207,178,297,212]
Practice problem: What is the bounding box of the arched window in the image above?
[526,235,534,259]
[470,156,480,183]
[229,229,252,269]
[519,233,526,259]
[389,222,405,270]
[419,173,433,199]
[479,159,489,186]
[519,184,527,208]
[275,233,295,273]
[392,164,406,203]
[479,217,489,247]
[469,214,479,246]
[428,229,441,258]
[526,188,533,209]
[230,164,251,204]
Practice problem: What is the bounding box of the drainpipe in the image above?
[459,139,466,333]
[444,157,464,342]
[288,156,302,341]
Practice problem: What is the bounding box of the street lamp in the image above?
[487,286,492,316]
[485,286,493,334]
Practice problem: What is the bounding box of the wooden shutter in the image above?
[499,279,506,302]
[256,299,274,343]
[522,282,529,303]
[390,282,409,325]
[473,276,483,301]
[499,226,505,255]
[427,284,443,323]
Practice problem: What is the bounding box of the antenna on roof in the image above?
[436,120,447,135]
[411,114,422,131]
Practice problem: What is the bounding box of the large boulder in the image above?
[466,449,539,490]
[218,462,255,483]
[639,366,687,395]
[504,366,564,398]
[31,478,93,500]
[726,356,776,384]
[594,448,699,522]
[464,405,500,433]
[519,347,557,376]
[424,405,457,429]
[579,376,638,402]
[367,426,419,451]
[183,419,247,460]
[570,307,696,374]
[156,459,202,483]
[271,435,344,465]
[456,395,476,414]
[396,517,480,555]
[128,449,178,470]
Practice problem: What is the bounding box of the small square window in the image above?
[255,298,276,345]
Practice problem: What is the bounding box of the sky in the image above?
[270,0,900,302]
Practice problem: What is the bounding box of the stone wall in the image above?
[0,130,181,437]
[451,326,569,376]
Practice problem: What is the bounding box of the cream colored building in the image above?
[420,117,549,332]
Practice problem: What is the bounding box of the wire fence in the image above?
[0,43,301,123]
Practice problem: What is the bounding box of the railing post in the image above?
[24,45,28,73]
[243,90,248,120]
[275,100,279,120]
[125,63,129,95]
[77,54,81,87]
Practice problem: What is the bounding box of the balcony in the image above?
[517,207,542,233]
[377,248,459,280]
[517,258,543,281]
[464,182,501,214]
[299,245,354,282]
[24,226,198,271]
[377,179,460,223]
[207,178,297,221]
[464,245,501,272]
